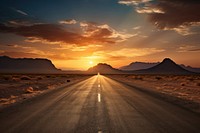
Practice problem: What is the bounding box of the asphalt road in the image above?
[0,74,200,133]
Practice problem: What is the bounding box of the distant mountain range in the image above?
[120,60,200,73]
[0,56,199,75]
[88,58,198,75]
[0,56,61,73]
[120,62,160,71]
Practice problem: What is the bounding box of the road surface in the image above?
[0,75,200,133]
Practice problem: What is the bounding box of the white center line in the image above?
[98,93,101,102]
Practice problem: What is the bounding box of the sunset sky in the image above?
[0,0,200,70]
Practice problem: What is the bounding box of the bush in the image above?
[37,76,43,80]
[26,87,34,93]
[187,77,194,81]
[155,76,162,80]
[196,83,200,86]
[3,76,11,81]
[135,76,143,80]
[20,75,31,80]
[181,83,185,86]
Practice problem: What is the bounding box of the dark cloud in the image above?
[119,0,200,35]
[0,21,133,45]
[0,23,85,45]
[0,7,133,45]
[149,0,200,29]
[0,51,40,58]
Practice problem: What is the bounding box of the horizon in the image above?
[0,0,200,70]
[1,55,199,71]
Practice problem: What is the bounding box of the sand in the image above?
[0,74,91,108]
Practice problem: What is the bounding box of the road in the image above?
[0,75,200,133]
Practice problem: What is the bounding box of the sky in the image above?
[0,0,200,70]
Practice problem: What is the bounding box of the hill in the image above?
[135,58,193,75]
[0,56,61,73]
[120,61,200,73]
[87,63,123,74]
[180,65,200,73]
[120,62,159,71]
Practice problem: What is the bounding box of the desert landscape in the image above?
[0,58,200,132]
[0,74,91,108]
[1,0,200,132]
[0,57,200,114]
[109,74,200,113]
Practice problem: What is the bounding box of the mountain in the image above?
[180,65,200,73]
[0,56,61,73]
[135,58,193,75]
[120,62,159,71]
[120,61,200,73]
[87,63,123,74]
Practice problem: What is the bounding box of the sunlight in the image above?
[89,61,93,65]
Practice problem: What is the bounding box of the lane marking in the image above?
[98,93,101,102]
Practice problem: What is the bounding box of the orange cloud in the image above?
[92,48,165,61]
[80,21,134,43]
[0,21,133,46]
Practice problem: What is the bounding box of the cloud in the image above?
[119,0,200,35]
[59,19,77,25]
[177,45,200,52]
[0,20,133,46]
[118,0,152,5]
[0,51,40,58]
[93,47,165,61]
[136,6,164,14]
[1,44,75,60]
[80,21,134,43]
[0,23,84,45]
[15,9,28,16]
[107,48,165,57]
[133,26,141,30]
[55,44,102,52]
[5,20,43,27]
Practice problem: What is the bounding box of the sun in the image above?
[89,61,93,65]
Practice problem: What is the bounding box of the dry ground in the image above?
[0,74,91,108]
[108,74,200,113]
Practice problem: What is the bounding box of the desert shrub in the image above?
[181,83,185,86]
[12,77,20,81]
[196,82,200,86]
[2,76,11,81]
[135,76,143,80]
[124,75,131,78]
[155,76,162,80]
[25,87,34,93]
[61,75,69,78]
[187,77,195,81]
[46,75,55,78]
[67,80,71,82]
[46,75,51,78]
[20,75,31,80]
[37,76,43,80]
